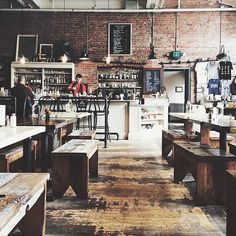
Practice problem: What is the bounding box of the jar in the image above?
[10,114,17,128]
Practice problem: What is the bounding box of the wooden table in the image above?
[169,112,235,151]
[0,173,49,236]
[18,118,77,171]
[0,126,46,172]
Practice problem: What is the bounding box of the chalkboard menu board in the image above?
[143,69,161,94]
[108,23,132,55]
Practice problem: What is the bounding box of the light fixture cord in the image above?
[64,0,66,42]
[219,11,222,51]
[86,16,89,53]
[21,0,24,36]
[175,12,178,50]
[151,12,154,47]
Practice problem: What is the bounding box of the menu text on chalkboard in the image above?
[143,69,161,94]
[108,23,132,55]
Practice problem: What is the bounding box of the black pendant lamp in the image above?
[148,13,157,59]
[60,0,69,63]
[79,16,89,61]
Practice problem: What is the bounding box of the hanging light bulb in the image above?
[60,53,68,63]
[105,55,111,65]
[19,55,26,64]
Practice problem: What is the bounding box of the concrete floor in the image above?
[45,139,226,236]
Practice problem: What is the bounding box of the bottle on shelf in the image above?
[10,113,16,128]
[185,101,192,113]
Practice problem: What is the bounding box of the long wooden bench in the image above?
[0,140,37,172]
[66,129,96,141]
[226,170,236,236]
[174,142,236,205]
[229,143,236,156]
[51,139,98,199]
[162,129,199,158]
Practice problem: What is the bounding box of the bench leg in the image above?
[89,149,98,177]
[174,149,189,182]
[71,157,89,199]
[52,157,70,198]
[196,162,213,204]
[18,187,46,236]
[162,137,173,157]
[0,159,9,172]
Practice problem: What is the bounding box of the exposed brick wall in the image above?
[75,60,97,92]
[0,4,236,99]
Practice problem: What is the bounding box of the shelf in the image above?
[46,83,69,86]
[45,72,72,75]
[98,79,139,82]
[141,112,164,116]
[98,87,142,89]
[141,119,164,123]
[15,72,42,75]
[11,62,75,94]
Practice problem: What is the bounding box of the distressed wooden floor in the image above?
[46,139,226,236]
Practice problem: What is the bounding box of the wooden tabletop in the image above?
[0,126,45,149]
[49,112,91,119]
[18,117,74,129]
[0,173,49,235]
[169,112,235,129]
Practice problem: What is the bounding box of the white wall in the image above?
[163,71,185,104]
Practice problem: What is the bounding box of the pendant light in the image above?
[105,0,111,64]
[148,13,157,59]
[216,11,227,60]
[168,12,183,60]
[79,16,90,61]
[18,0,26,64]
[60,0,68,63]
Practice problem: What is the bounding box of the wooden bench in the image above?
[0,173,49,236]
[208,131,234,151]
[51,139,98,199]
[226,170,236,236]
[174,142,236,205]
[162,129,199,158]
[0,140,37,172]
[66,129,96,141]
[229,143,236,156]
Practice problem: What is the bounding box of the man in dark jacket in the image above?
[11,75,35,119]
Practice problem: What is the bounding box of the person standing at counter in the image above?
[68,73,86,97]
[11,75,35,119]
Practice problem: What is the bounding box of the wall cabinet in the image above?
[97,66,143,99]
[11,62,75,94]
[128,98,168,140]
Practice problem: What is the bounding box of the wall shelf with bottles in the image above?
[97,65,143,99]
[11,62,75,94]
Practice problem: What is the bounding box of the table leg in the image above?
[23,138,32,172]
[200,124,210,145]
[220,131,227,151]
[184,120,193,133]
[41,132,48,172]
